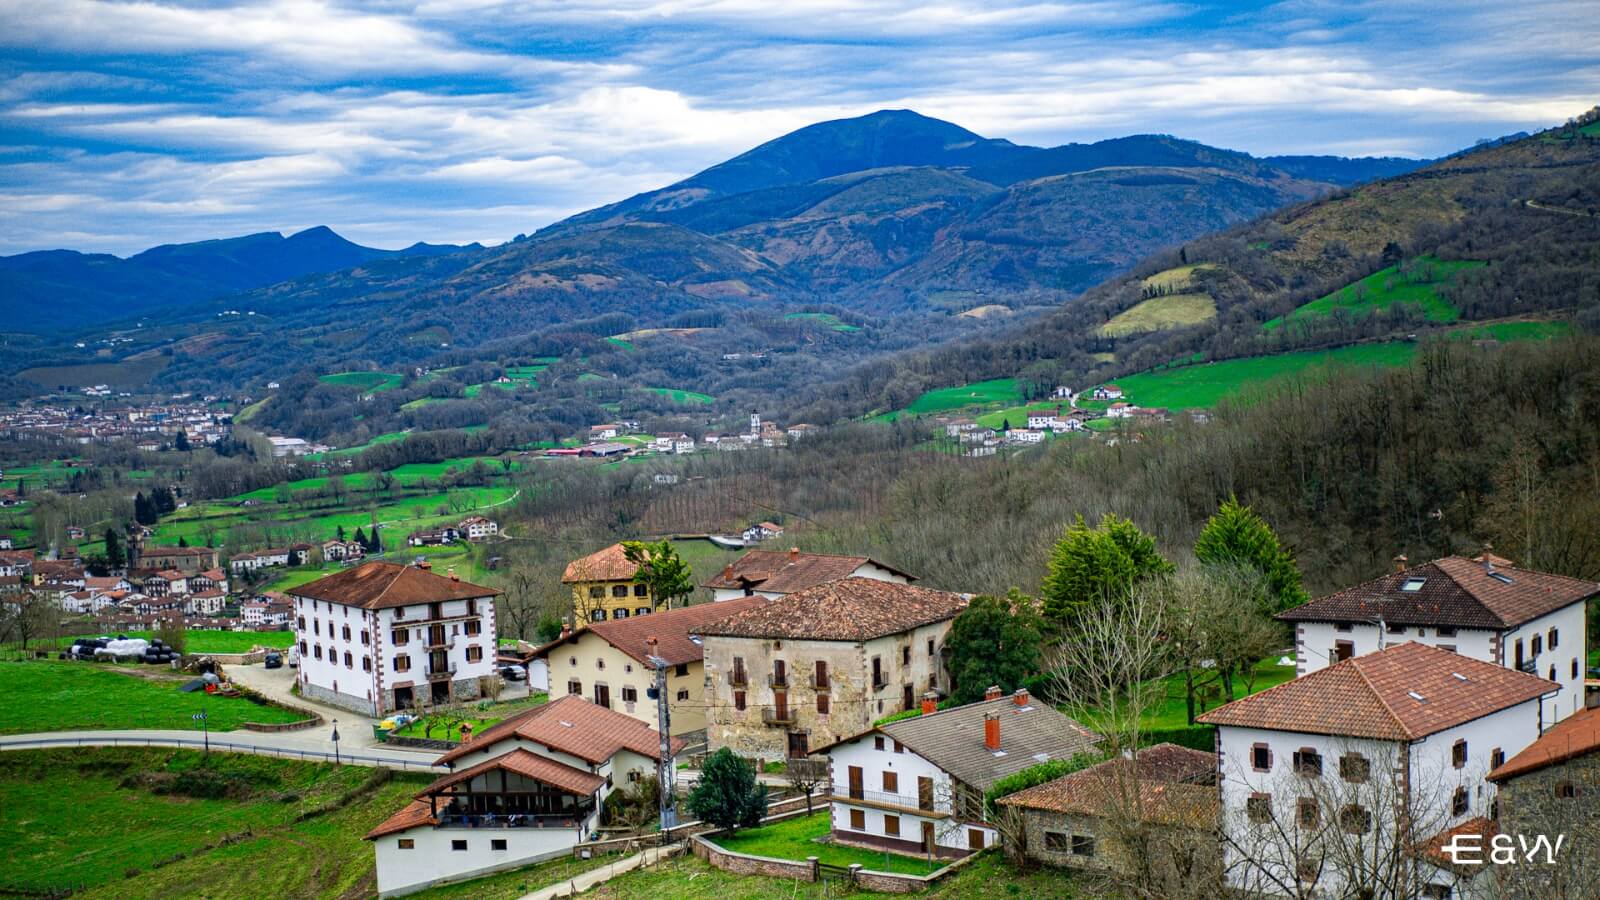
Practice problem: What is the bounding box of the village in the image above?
[0,396,234,449]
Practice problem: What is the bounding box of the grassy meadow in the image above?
[0,660,304,734]
[710,812,943,875]
[1098,292,1217,336]
[1265,257,1484,330]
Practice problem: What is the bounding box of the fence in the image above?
[0,734,445,772]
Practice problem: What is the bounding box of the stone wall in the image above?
[1496,752,1600,895]
[301,679,378,716]
[691,833,818,880]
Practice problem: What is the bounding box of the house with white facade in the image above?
[1092,384,1124,400]
[1026,408,1063,430]
[366,695,682,898]
[230,548,291,574]
[702,548,914,602]
[1280,554,1597,723]
[458,516,498,541]
[289,562,500,715]
[817,686,1101,859]
[1006,428,1045,444]
[1198,643,1559,899]
[322,539,365,562]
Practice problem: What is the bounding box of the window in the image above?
[342,625,351,641]
[1293,748,1323,776]
[622,687,638,704]
[1490,747,1505,769]
[894,741,904,754]
[344,651,353,668]
[1452,740,1468,768]
[614,608,630,618]
[1247,793,1272,823]
[1452,787,1469,816]
[1401,577,1426,592]
[313,620,321,636]
[296,616,306,630]
[902,645,911,666]
[1549,628,1558,649]
[1335,622,1353,632]
[1340,753,1370,783]
[360,629,369,645]
[466,646,483,663]
[816,693,829,715]
[464,619,481,636]
[451,840,467,851]
[313,645,322,660]
[394,655,410,672]
[849,809,865,831]
[362,656,371,672]
[299,640,308,654]
[1252,744,1271,771]
[491,839,507,851]
[466,599,477,616]
[882,771,898,793]
[392,629,408,646]
[1574,659,1581,679]
[634,584,649,597]
[1532,634,1543,656]
[637,607,651,616]
[1439,645,1457,654]
[874,736,886,751]
[675,663,689,677]
[1071,835,1096,857]
[677,689,689,701]
[1297,798,1319,828]
[612,585,628,598]
[1387,622,1406,634]
[589,586,604,599]
[1555,781,1577,799]
[397,839,415,849]
[1044,832,1069,851]
[734,690,746,711]
[871,656,884,688]
[568,679,581,695]
[927,638,935,656]
[1437,626,1456,638]
[590,609,606,622]
[1339,804,1372,834]
[1549,665,1557,682]
[884,814,900,837]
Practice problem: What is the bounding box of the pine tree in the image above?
[336,524,346,543]
[945,590,1044,703]
[1040,514,1173,629]
[1194,495,1307,612]
[104,528,124,569]
[174,431,190,452]
[354,526,369,552]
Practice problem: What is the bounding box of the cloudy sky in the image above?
[1,0,1595,256]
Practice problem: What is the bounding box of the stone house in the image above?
[702,548,914,602]
[561,542,661,625]
[697,577,968,760]
[1485,704,1600,896]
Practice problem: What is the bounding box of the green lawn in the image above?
[23,631,294,654]
[0,749,391,897]
[318,371,404,392]
[408,849,623,899]
[878,377,1024,421]
[647,387,715,405]
[606,337,635,351]
[1448,320,1574,341]
[711,813,944,876]
[391,693,548,741]
[1109,342,1418,411]
[1265,257,1484,330]
[784,312,861,333]
[0,660,306,733]
[1081,657,1298,733]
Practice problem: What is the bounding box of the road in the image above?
[0,728,445,771]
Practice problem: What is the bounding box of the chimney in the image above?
[789,547,800,561]
[920,691,938,715]
[448,566,459,582]
[1481,543,1495,572]
[1393,554,1408,573]
[722,563,734,580]
[983,713,1000,751]
[985,684,1002,701]
[1012,687,1030,708]
[560,621,571,639]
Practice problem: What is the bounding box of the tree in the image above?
[155,619,187,655]
[103,527,124,570]
[177,535,188,548]
[944,589,1044,703]
[1040,514,1172,629]
[621,539,695,609]
[174,431,190,452]
[353,526,368,552]
[0,593,57,650]
[1160,565,1285,723]
[1194,496,1307,612]
[336,524,346,543]
[686,748,767,831]
[784,758,829,816]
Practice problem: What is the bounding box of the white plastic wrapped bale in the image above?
[94,638,149,661]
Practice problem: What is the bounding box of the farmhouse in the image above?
[289,562,501,715]
[1198,643,1558,899]
[534,595,771,738]
[407,526,459,547]
[561,543,662,625]
[819,686,1101,858]
[698,577,968,760]
[1279,554,1597,723]
[230,548,291,574]
[1486,704,1600,890]
[1026,408,1062,429]
[0,549,34,578]
[322,539,365,562]
[740,521,784,543]
[366,695,681,898]
[1092,384,1124,400]
[578,442,629,458]
[588,423,621,440]
[1006,428,1045,444]
[457,516,498,541]
[129,543,219,575]
[702,548,914,602]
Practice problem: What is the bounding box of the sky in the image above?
[1,0,1596,256]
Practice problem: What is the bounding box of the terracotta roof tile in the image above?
[562,543,640,583]
[419,748,606,798]
[702,550,914,594]
[288,562,498,609]
[873,693,1102,791]
[364,798,437,840]
[434,695,682,767]
[1416,817,1497,874]
[999,746,1219,827]
[1488,704,1600,782]
[1197,643,1557,739]
[694,577,966,641]
[1279,556,1598,630]
[534,596,773,667]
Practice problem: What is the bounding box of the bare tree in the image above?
[1044,586,1175,754]
[784,757,828,816]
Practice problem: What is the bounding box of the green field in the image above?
[711,812,943,876]
[1107,342,1418,410]
[22,631,294,654]
[881,377,1024,421]
[391,693,548,741]
[0,660,305,733]
[1266,257,1485,330]
[408,849,622,899]
[1449,320,1573,342]
[606,337,635,351]
[315,429,412,457]
[784,312,861,333]
[1081,658,1298,733]
[648,387,715,405]
[319,371,404,392]
[1141,263,1221,292]
[1099,292,1217,337]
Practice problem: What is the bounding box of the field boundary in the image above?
[0,733,444,771]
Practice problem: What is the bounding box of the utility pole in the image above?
[645,637,678,829]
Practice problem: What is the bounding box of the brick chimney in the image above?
[1012,688,1030,708]
[722,563,735,580]
[985,684,1002,701]
[448,566,459,582]
[920,691,938,715]
[560,621,571,639]
[789,547,800,561]
[983,713,1000,751]
[1393,554,1409,573]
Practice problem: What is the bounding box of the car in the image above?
[263,651,283,669]
[287,646,300,668]
[498,665,527,682]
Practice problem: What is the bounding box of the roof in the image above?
[434,695,682,767]
[364,798,437,840]
[818,692,1100,792]
[1416,817,1497,875]
[288,562,499,610]
[998,745,1218,828]
[562,543,638,583]
[534,596,772,667]
[139,545,214,557]
[1197,643,1557,740]
[695,577,966,642]
[1488,704,1600,782]
[1278,556,1598,630]
[702,549,914,594]
[419,748,605,798]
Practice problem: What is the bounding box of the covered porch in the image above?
[422,748,603,830]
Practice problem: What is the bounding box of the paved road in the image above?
[225,660,392,748]
[518,843,686,900]
[0,728,445,771]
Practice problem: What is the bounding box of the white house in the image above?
[1025,408,1062,430]
[366,695,681,898]
[817,687,1101,858]
[322,539,365,562]
[701,548,914,602]
[289,562,501,715]
[1199,643,1558,899]
[231,548,291,574]
[740,521,784,543]
[1280,554,1597,723]
[1092,384,1124,400]
[458,516,499,541]
[241,601,268,626]
[1006,428,1045,444]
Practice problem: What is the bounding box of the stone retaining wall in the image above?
[690,834,819,882]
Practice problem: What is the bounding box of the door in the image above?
[847,765,863,800]
[1334,641,1355,662]
[903,684,915,710]
[918,776,934,811]
[968,829,985,850]
[773,659,786,687]
[787,731,808,758]
[393,685,413,711]
[921,822,935,853]
[430,680,449,703]
[594,684,611,709]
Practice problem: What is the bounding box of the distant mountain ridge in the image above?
[0,227,482,331]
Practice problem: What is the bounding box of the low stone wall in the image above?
[385,735,456,751]
[850,847,987,894]
[206,651,266,665]
[691,833,819,882]
[228,680,323,731]
[240,717,321,733]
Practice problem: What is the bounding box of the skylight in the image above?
[1400,577,1426,592]
[1407,691,1427,703]
[1451,673,1468,682]
[1490,572,1514,584]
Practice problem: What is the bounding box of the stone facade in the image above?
[302,678,378,716]
[1012,806,1218,882]
[1494,752,1600,896]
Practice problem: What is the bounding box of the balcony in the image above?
[762,707,795,726]
[726,670,748,688]
[812,676,831,691]
[871,677,888,691]
[767,672,788,688]
[426,664,458,681]
[1517,658,1538,674]
[829,788,949,817]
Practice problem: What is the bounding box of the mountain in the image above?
[0,227,481,332]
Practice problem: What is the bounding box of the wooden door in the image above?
[1335,641,1355,661]
[921,822,935,853]
[968,829,985,850]
[918,776,934,811]
[847,765,863,799]
[594,684,611,708]
[787,731,808,758]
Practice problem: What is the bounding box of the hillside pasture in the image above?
[1265,257,1484,330]
[958,304,1012,318]
[647,387,715,405]
[898,377,1023,417]
[1098,292,1217,336]
[18,355,171,389]
[1109,342,1418,410]
[784,311,860,332]
[0,661,305,734]
[1141,263,1221,292]
[317,371,403,392]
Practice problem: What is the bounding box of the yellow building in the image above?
[562,543,660,626]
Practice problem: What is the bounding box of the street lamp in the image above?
[331,718,341,765]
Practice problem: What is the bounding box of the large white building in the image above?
[1280,554,1597,723]
[701,548,914,602]
[289,562,501,715]
[1199,643,1559,899]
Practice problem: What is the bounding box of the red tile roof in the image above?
[364,798,437,840]
[1416,817,1498,874]
[288,562,498,609]
[702,549,914,594]
[1279,556,1598,630]
[1197,643,1557,740]
[419,748,606,798]
[535,596,773,667]
[998,747,1219,828]
[696,577,966,642]
[1488,704,1600,782]
[434,695,682,767]
[561,543,639,583]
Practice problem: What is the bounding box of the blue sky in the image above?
[1,0,1595,256]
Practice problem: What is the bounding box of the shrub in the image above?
[984,752,1103,816]
[687,748,767,831]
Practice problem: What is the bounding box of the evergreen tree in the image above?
[1193,495,1308,612]
[174,431,190,452]
[1040,513,1172,628]
[354,526,369,553]
[104,528,124,570]
[336,524,346,543]
[178,536,188,547]
[945,590,1044,704]
[686,748,767,831]
[621,539,695,609]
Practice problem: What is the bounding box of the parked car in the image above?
[287,646,299,668]
[498,664,527,682]
[263,651,283,669]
